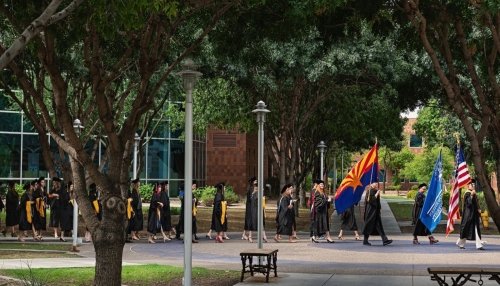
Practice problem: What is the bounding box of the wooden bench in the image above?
[240,249,278,283]
[428,267,500,286]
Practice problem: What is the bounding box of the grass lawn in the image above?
[0,264,240,286]
[0,243,71,251]
[0,243,80,259]
[387,201,413,221]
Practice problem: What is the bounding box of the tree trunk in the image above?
[92,196,126,286]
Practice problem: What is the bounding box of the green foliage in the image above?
[406,190,417,200]
[413,99,464,148]
[401,146,454,183]
[15,184,24,196]
[194,185,239,207]
[139,184,154,203]
[477,192,487,211]
[223,185,240,205]
[410,184,419,191]
[442,191,450,210]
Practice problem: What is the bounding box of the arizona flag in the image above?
[335,144,378,214]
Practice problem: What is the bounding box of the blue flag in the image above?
[420,151,443,233]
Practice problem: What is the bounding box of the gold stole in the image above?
[192,200,197,216]
[92,200,100,214]
[35,198,45,218]
[127,198,134,219]
[26,201,32,224]
[221,201,227,224]
[263,196,266,219]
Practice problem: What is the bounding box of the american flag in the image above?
[445,146,471,236]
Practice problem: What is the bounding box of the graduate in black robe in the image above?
[32,180,46,239]
[456,179,485,250]
[84,183,101,242]
[242,177,256,240]
[274,184,296,243]
[338,204,360,241]
[18,183,35,241]
[159,181,173,240]
[212,183,228,243]
[127,179,144,241]
[312,180,334,243]
[174,182,199,242]
[4,181,19,237]
[248,181,268,243]
[49,177,66,239]
[362,182,392,246]
[147,184,163,243]
[412,183,439,244]
[59,182,74,240]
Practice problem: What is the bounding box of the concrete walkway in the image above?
[1,198,499,286]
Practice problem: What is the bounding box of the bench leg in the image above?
[430,274,449,286]
[453,274,475,286]
[240,255,247,282]
[489,274,500,284]
[249,256,254,276]
[273,252,278,277]
[265,254,271,283]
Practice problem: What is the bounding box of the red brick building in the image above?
[205,127,269,195]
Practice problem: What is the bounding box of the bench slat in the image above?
[428,267,500,275]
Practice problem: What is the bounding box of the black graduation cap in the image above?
[418,183,427,189]
[38,177,45,183]
[316,179,324,184]
[131,178,140,184]
[469,179,476,184]
[52,177,62,182]
[248,177,257,183]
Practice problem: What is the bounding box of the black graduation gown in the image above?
[249,191,259,231]
[49,188,62,227]
[363,188,386,236]
[313,191,330,236]
[32,189,46,231]
[128,189,144,232]
[5,190,19,227]
[340,205,358,231]
[459,191,481,240]
[58,188,73,232]
[159,191,171,231]
[175,196,198,235]
[244,186,252,230]
[212,192,227,232]
[276,195,293,236]
[412,192,430,236]
[147,192,162,234]
[18,192,33,231]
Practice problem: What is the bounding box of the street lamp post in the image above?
[252,101,270,250]
[317,141,327,182]
[177,58,202,286]
[72,119,84,252]
[133,133,140,179]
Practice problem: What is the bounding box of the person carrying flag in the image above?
[362,182,392,246]
[412,183,439,245]
[456,179,486,250]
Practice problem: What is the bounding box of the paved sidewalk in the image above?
[1,197,498,286]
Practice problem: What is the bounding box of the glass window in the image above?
[0,112,21,132]
[169,139,184,180]
[409,134,423,148]
[145,139,170,179]
[0,133,21,178]
[22,134,48,179]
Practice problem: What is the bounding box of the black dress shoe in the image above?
[383,239,393,246]
[363,241,371,246]
[311,237,319,243]
[477,247,485,250]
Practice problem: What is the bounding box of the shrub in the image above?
[139,183,154,203]
[477,191,487,211]
[16,183,24,195]
[195,185,240,207]
[406,190,417,200]
[410,184,419,191]
[224,185,239,205]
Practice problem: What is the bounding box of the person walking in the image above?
[85,183,101,242]
[32,179,46,240]
[308,179,319,242]
[147,183,163,243]
[274,184,296,243]
[362,182,392,246]
[241,177,256,241]
[175,182,199,243]
[312,180,334,243]
[127,179,143,241]
[338,204,361,241]
[4,181,19,237]
[456,179,486,250]
[248,179,268,243]
[49,177,66,240]
[18,183,35,242]
[212,183,228,243]
[412,183,439,245]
